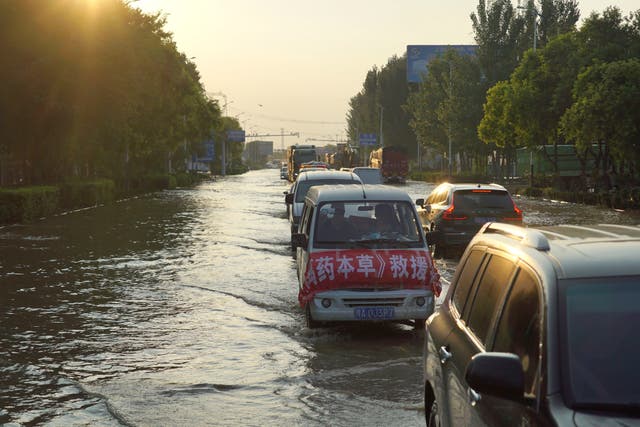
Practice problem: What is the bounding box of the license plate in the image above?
[474,217,496,224]
[354,307,395,320]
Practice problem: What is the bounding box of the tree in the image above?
[0,0,221,186]
[560,59,640,179]
[407,49,485,173]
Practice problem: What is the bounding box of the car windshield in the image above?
[294,179,358,202]
[453,189,514,210]
[313,201,423,248]
[560,277,640,409]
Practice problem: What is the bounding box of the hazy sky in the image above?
[134,0,638,147]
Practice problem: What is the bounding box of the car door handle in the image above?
[468,388,481,406]
[438,346,452,364]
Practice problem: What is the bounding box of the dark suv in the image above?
[415,183,522,258]
[423,222,640,426]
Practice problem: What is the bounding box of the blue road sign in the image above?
[406,45,477,83]
[196,139,215,162]
[226,130,245,142]
[359,133,377,146]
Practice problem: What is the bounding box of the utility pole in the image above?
[448,61,453,177]
[379,105,384,148]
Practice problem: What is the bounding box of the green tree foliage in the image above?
[561,59,640,173]
[480,6,640,181]
[408,49,485,171]
[346,56,417,154]
[0,0,220,186]
[471,0,526,87]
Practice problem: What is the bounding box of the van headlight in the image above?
[416,296,426,307]
[321,298,332,308]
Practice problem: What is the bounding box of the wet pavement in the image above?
[1,169,638,426]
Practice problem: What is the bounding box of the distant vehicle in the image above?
[369,146,408,184]
[415,182,522,258]
[292,185,441,329]
[299,161,328,172]
[287,144,318,181]
[350,166,383,184]
[424,222,640,426]
[328,143,360,170]
[280,166,288,180]
[284,170,362,244]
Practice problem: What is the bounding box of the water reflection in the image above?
[1,170,639,426]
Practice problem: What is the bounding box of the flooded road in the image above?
[1,169,638,426]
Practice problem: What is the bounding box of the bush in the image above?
[59,179,116,209]
[0,186,60,224]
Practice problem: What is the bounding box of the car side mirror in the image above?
[415,198,424,207]
[291,233,307,248]
[465,352,525,402]
[285,193,294,204]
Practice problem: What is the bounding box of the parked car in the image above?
[423,222,640,426]
[415,183,522,258]
[292,185,441,329]
[280,166,288,179]
[285,170,362,243]
[351,166,383,184]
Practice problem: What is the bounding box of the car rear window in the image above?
[453,189,513,210]
[295,179,359,202]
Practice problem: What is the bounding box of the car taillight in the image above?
[503,201,523,221]
[442,204,467,220]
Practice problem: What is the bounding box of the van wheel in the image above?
[427,400,440,427]
[432,243,448,259]
[305,305,319,329]
[414,318,426,330]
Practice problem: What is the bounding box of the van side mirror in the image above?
[285,193,294,204]
[291,233,307,248]
[415,198,425,207]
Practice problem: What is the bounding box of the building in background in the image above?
[244,140,274,168]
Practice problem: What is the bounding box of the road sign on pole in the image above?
[226,130,245,143]
[359,133,377,146]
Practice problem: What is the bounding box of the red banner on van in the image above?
[299,249,441,306]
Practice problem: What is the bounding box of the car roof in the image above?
[295,170,360,182]
[435,182,508,192]
[306,184,414,204]
[474,222,640,279]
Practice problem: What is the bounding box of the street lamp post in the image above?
[448,61,453,177]
[519,0,541,187]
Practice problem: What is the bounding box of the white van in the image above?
[284,170,362,242]
[292,185,441,329]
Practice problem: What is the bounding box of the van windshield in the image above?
[313,201,424,248]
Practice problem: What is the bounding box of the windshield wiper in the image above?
[353,238,415,247]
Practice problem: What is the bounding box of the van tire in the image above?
[305,305,319,329]
[414,318,426,330]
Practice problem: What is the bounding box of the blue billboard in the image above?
[406,45,477,83]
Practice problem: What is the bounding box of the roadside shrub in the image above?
[133,174,176,192]
[0,186,60,224]
[59,179,116,209]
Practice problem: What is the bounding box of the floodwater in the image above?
[1,169,638,426]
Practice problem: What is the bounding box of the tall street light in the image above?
[518,0,541,186]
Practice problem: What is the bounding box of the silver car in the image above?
[424,222,640,426]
